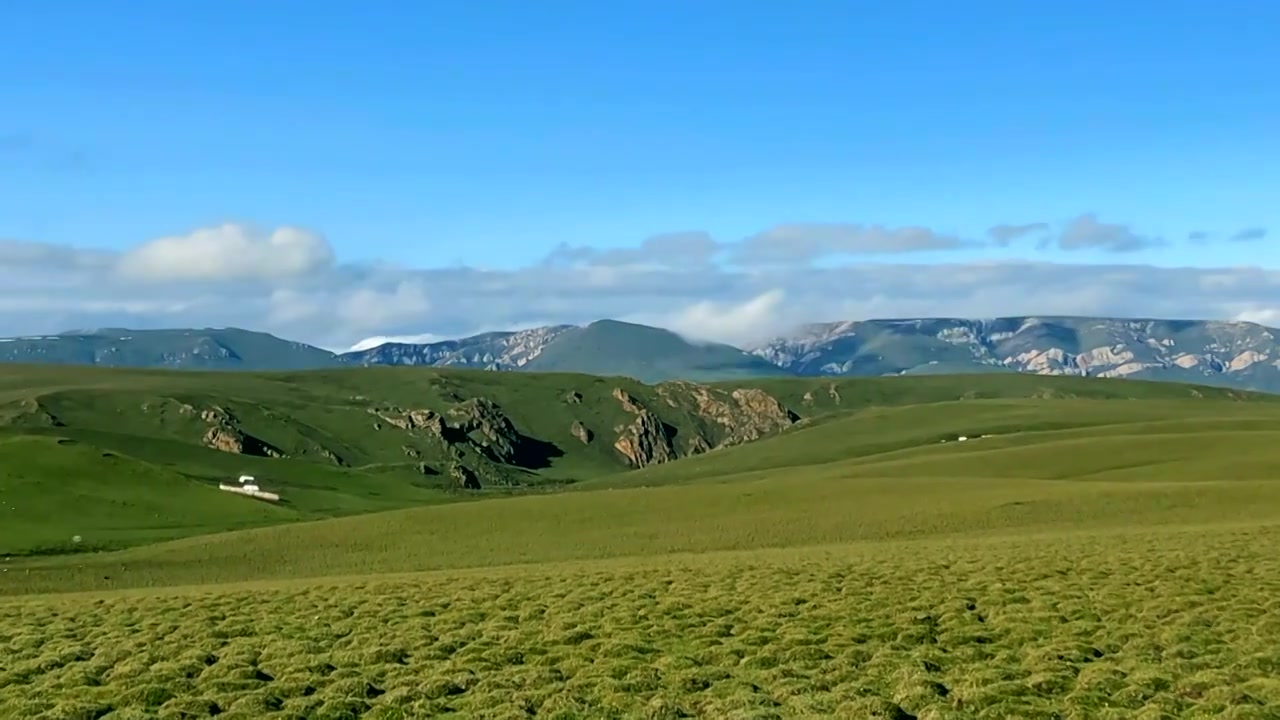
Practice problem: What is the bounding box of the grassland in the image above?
[1,364,1257,557]
[3,367,1280,717]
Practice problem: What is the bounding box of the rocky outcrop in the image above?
[614,410,678,469]
[371,407,446,436]
[663,382,798,448]
[686,434,711,455]
[611,388,678,468]
[200,421,284,458]
[612,387,644,414]
[1,398,65,428]
[564,391,582,404]
[448,463,481,490]
[570,421,593,444]
[448,397,526,464]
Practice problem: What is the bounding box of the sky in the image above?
[1,0,1278,351]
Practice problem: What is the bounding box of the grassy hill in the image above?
[4,367,1280,717]
[0,365,1263,558]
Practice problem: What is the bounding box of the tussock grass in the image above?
[4,368,1280,717]
[4,524,1280,718]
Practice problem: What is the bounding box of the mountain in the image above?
[751,316,1280,391]
[0,327,343,370]
[520,320,788,383]
[6,316,1280,393]
[341,325,576,370]
[342,320,787,383]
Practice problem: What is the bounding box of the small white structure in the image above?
[219,474,280,502]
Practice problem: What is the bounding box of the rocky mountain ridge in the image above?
[343,325,576,370]
[3,316,1280,392]
[748,316,1280,389]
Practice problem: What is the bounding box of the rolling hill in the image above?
[0,363,1268,560]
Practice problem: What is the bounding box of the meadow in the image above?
[3,368,1280,717]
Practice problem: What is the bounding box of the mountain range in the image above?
[2,316,1279,392]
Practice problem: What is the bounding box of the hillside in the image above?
[0,365,1262,557]
[5,374,1279,594]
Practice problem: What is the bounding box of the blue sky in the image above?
[0,1,1278,346]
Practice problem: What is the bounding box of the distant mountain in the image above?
[6,316,1280,392]
[519,320,787,383]
[0,328,342,370]
[340,325,576,370]
[342,320,786,384]
[750,316,1280,392]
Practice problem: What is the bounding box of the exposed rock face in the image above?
[317,447,345,466]
[449,463,481,489]
[369,397,545,484]
[200,423,283,458]
[570,421,593,444]
[720,388,797,445]
[612,387,644,413]
[197,405,285,458]
[686,434,712,455]
[448,397,523,464]
[564,391,582,404]
[4,398,64,428]
[612,388,677,468]
[372,407,446,436]
[662,382,798,448]
[614,410,678,469]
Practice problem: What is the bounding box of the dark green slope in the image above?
[523,320,791,383]
[0,328,342,370]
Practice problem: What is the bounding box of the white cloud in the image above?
[635,290,791,346]
[336,281,432,332]
[347,333,443,352]
[116,224,335,282]
[4,219,1280,350]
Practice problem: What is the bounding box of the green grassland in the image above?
[3,367,1280,717]
[1,364,1255,557]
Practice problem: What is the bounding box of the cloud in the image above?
[347,333,443,352]
[731,223,973,265]
[988,223,1050,246]
[336,281,432,332]
[116,224,335,282]
[1044,213,1162,252]
[3,218,1280,351]
[626,289,792,347]
[1231,227,1267,242]
[544,231,720,268]
[1188,231,1211,242]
